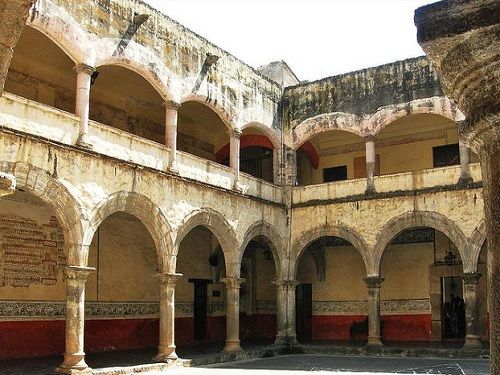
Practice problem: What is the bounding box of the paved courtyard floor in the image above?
[0,344,490,375]
[206,354,490,374]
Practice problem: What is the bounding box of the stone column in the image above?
[56,266,94,375]
[458,140,473,185]
[155,272,182,361]
[285,279,299,345]
[415,3,499,369]
[222,276,245,352]
[74,64,95,149]
[365,135,376,194]
[364,276,384,346]
[273,279,288,345]
[0,172,15,197]
[462,272,482,348]
[229,129,242,189]
[164,100,180,173]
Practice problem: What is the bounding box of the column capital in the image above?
[156,272,183,285]
[73,63,96,75]
[364,134,376,143]
[222,276,245,289]
[63,266,95,281]
[463,272,482,285]
[229,128,242,139]
[274,278,300,289]
[364,276,385,288]
[164,100,181,110]
[0,172,16,197]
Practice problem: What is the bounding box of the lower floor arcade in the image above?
[0,187,488,373]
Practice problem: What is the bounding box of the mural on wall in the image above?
[0,214,65,288]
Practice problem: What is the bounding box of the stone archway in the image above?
[85,191,173,272]
[373,210,470,343]
[291,224,370,278]
[373,210,468,275]
[174,208,239,275]
[1,162,86,263]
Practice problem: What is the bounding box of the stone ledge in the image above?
[292,181,483,208]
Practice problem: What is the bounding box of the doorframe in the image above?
[429,264,463,341]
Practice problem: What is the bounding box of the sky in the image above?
[143,0,436,82]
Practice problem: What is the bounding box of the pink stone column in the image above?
[222,276,245,352]
[462,272,482,348]
[458,140,473,185]
[164,100,180,173]
[56,266,94,375]
[365,135,376,194]
[229,129,242,189]
[364,276,384,347]
[155,272,182,361]
[74,64,95,149]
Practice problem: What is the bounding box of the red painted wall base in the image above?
[310,314,432,342]
[240,313,276,341]
[0,320,65,359]
[381,314,431,341]
[312,315,367,341]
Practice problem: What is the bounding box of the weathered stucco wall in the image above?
[284,57,443,131]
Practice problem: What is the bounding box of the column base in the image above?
[168,161,179,174]
[365,186,376,195]
[223,339,243,352]
[367,335,383,347]
[76,134,93,150]
[463,335,482,348]
[457,175,473,186]
[154,345,178,362]
[272,333,288,347]
[55,354,92,375]
[233,180,243,192]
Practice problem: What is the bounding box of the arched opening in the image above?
[216,128,275,182]
[380,227,464,343]
[0,190,67,359]
[177,101,229,165]
[375,114,479,174]
[296,130,364,186]
[89,65,165,143]
[175,226,227,350]
[239,236,277,345]
[5,26,76,112]
[295,236,367,343]
[84,212,159,363]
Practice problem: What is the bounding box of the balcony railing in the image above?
[292,164,481,205]
[0,93,283,204]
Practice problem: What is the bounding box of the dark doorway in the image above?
[189,279,212,341]
[296,283,312,342]
[442,276,465,339]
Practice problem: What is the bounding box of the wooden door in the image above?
[296,283,312,341]
[193,282,208,341]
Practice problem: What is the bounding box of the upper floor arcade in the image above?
[0,0,482,205]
